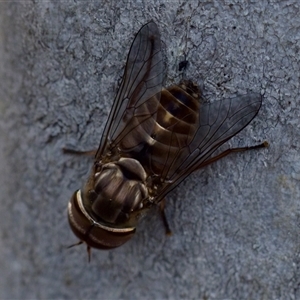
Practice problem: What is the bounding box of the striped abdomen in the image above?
[148,80,201,176]
[118,81,200,180]
[118,80,201,178]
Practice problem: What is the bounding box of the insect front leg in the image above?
[67,238,92,262]
[159,198,172,236]
[62,148,97,157]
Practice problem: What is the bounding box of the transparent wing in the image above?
[96,21,164,159]
[156,93,262,201]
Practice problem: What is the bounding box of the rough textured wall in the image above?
[0,1,299,299]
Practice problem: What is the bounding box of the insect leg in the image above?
[197,141,268,169]
[62,148,97,157]
[67,230,93,262]
[67,240,84,248]
[159,198,172,236]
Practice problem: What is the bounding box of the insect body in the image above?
[67,22,266,253]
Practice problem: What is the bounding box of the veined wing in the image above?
[96,21,164,159]
[156,93,262,202]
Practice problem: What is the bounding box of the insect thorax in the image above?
[82,157,149,227]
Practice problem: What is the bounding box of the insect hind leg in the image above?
[197,141,268,170]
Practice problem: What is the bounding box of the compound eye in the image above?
[68,190,136,250]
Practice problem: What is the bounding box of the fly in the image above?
[64,21,267,259]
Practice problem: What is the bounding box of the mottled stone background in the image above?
[0,1,299,299]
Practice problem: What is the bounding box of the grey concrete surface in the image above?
[0,1,299,299]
